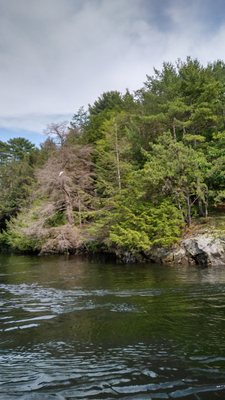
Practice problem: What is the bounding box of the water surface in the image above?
[1,255,225,399]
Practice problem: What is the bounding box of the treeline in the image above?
[1,57,225,259]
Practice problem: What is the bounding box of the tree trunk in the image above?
[61,183,74,225]
[78,196,82,228]
[172,118,177,141]
[186,195,191,226]
[198,198,204,217]
[65,194,74,225]
[204,198,208,218]
[114,121,121,190]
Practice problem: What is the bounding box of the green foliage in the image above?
[0,138,39,231]
[94,112,135,196]
[0,206,43,252]
[139,133,209,224]
[89,192,183,255]
[109,200,183,250]
[3,57,225,259]
[7,137,36,161]
[44,211,66,227]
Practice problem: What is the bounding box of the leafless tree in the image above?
[37,122,94,226]
[44,121,69,146]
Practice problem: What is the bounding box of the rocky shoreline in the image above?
[149,234,225,267]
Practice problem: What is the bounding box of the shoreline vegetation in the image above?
[1,57,225,266]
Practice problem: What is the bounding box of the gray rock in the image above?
[167,235,225,267]
[171,247,188,265]
[115,234,225,266]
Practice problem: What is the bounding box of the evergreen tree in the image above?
[3,57,225,258]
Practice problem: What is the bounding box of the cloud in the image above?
[0,0,225,138]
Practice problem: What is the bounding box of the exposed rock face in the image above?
[96,234,225,266]
[164,235,225,267]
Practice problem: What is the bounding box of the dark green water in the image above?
[1,255,225,399]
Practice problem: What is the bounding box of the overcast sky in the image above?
[1,0,225,145]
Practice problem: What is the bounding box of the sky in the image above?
[1,0,225,145]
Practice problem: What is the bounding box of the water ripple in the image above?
[1,260,225,399]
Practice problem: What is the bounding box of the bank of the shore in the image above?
[2,216,225,267]
[90,216,225,267]
[147,216,225,267]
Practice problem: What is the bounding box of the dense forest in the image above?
[1,58,225,260]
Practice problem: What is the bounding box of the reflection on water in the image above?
[1,255,225,399]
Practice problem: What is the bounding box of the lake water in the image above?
[1,255,225,399]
